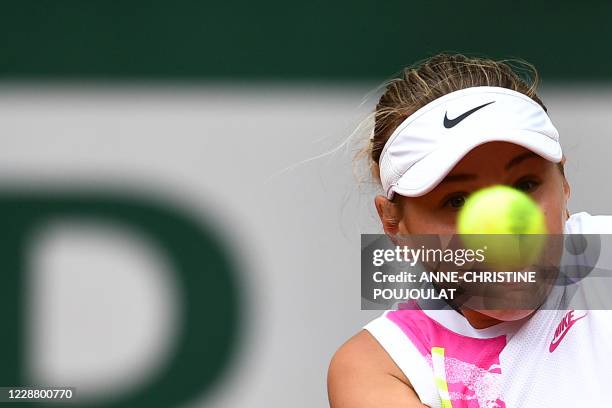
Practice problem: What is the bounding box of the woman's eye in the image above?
[515,179,540,193]
[445,194,466,209]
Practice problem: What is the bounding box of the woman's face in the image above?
[375,141,571,322]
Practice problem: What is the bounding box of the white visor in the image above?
[379,86,562,199]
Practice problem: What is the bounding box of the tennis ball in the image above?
[457,185,547,270]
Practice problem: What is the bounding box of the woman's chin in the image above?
[476,309,535,322]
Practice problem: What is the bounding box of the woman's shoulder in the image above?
[327,329,426,407]
[329,329,410,380]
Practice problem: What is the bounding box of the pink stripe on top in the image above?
[387,307,509,408]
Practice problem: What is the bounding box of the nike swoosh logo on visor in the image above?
[443,101,495,129]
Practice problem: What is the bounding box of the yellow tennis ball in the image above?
[457,185,547,270]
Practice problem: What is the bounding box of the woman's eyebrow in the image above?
[440,173,478,184]
[441,152,541,184]
[505,152,540,170]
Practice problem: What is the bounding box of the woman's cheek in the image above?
[403,211,453,235]
[538,167,570,235]
[539,197,565,234]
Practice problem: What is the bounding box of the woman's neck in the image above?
[460,308,505,329]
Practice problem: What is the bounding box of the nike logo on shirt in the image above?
[549,310,588,353]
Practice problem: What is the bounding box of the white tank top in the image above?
[363,212,612,408]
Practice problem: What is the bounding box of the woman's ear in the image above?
[374,195,403,236]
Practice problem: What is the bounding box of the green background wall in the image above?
[0,1,610,80]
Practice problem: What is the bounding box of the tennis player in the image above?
[327,53,612,407]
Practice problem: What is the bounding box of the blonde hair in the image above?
[363,53,551,183]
